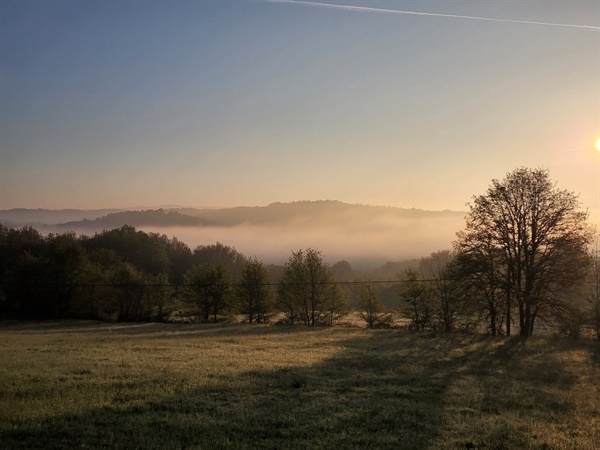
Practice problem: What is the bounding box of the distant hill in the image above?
[54,209,214,230]
[171,200,465,227]
[1,201,465,230]
[0,201,468,264]
[0,208,124,228]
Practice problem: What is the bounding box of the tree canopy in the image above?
[455,167,594,337]
[277,248,346,326]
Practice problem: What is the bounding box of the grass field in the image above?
[0,321,599,449]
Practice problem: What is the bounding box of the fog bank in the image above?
[136,214,465,265]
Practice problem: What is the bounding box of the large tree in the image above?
[456,168,594,337]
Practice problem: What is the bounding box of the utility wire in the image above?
[2,278,596,288]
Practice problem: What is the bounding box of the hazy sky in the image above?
[2,0,599,218]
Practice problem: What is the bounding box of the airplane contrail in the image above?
[267,0,600,31]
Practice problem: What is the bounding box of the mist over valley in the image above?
[1,201,466,267]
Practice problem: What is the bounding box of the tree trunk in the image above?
[518,299,527,337]
[490,306,497,336]
[203,293,210,323]
[506,288,511,337]
[521,301,532,338]
[529,310,536,336]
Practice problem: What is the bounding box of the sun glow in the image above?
[596,138,600,151]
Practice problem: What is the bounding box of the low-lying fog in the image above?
[6,204,469,269]
[131,215,465,266]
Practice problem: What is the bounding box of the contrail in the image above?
[267,0,600,31]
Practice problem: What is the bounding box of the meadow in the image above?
[0,321,598,449]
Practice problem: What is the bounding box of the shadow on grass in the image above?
[1,328,595,449]
[592,339,600,366]
[0,320,341,339]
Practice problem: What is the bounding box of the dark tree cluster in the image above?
[0,225,347,325]
[1,225,186,321]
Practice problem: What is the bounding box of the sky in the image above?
[1,0,600,221]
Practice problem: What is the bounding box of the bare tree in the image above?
[456,168,594,337]
[452,247,506,336]
[397,268,432,331]
[420,250,461,332]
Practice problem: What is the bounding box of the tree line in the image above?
[0,223,348,325]
[1,168,598,338]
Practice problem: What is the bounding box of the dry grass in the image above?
[0,321,599,449]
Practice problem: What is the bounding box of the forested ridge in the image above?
[0,200,464,230]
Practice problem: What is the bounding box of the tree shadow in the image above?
[1,329,594,449]
[0,320,330,339]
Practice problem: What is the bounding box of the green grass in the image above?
[0,321,599,449]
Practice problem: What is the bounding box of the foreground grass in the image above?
[0,322,599,449]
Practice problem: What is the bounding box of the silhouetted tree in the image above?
[146,272,173,322]
[420,250,462,332]
[192,243,247,282]
[83,247,168,322]
[43,233,89,317]
[398,268,432,331]
[236,258,273,324]
[456,168,594,337]
[109,262,147,322]
[183,264,232,323]
[452,247,506,335]
[69,258,110,320]
[9,251,49,318]
[84,226,170,275]
[155,234,193,284]
[277,248,346,326]
[0,225,46,317]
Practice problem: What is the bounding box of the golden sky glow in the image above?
[1,1,599,216]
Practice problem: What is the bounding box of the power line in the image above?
[1,279,450,288]
[3,278,596,288]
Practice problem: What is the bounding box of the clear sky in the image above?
[1,0,599,218]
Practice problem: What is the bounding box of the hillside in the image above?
[175,200,464,227]
[0,208,124,228]
[54,209,215,230]
[0,201,467,263]
[0,201,463,229]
